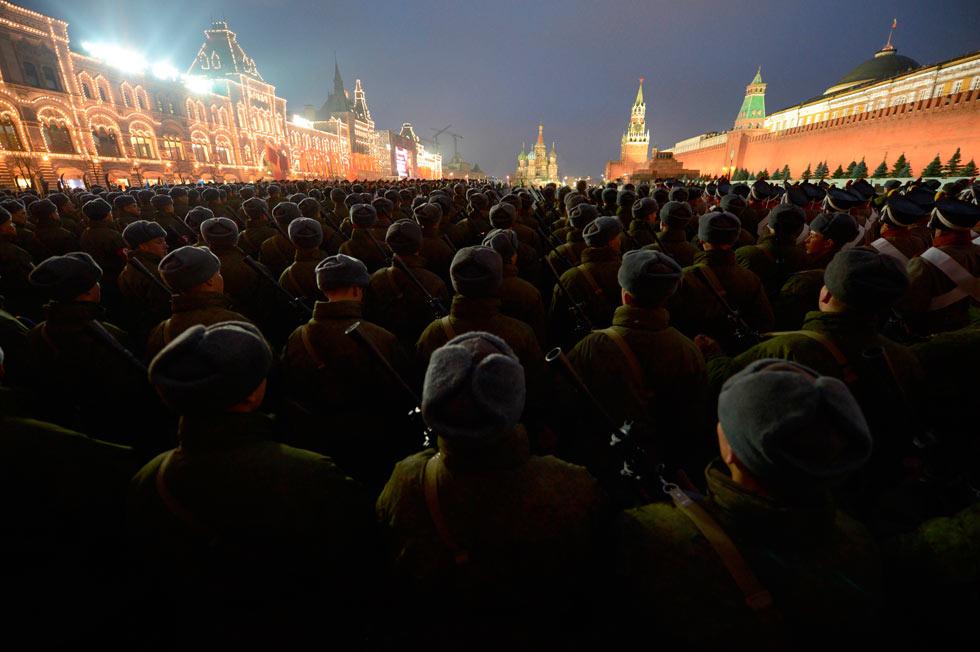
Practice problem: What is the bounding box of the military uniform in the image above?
[901,233,980,335]
[419,225,455,283]
[546,230,586,275]
[146,292,251,359]
[338,229,390,274]
[612,460,880,649]
[257,232,296,279]
[550,246,622,337]
[238,219,279,258]
[153,209,196,250]
[735,233,808,299]
[279,249,327,306]
[209,244,276,325]
[0,234,35,317]
[79,221,127,280]
[643,228,699,267]
[668,249,774,352]
[33,215,77,258]
[364,253,450,349]
[499,262,547,347]
[116,250,171,342]
[280,299,414,487]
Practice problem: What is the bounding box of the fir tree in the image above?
[781,164,791,180]
[871,158,888,178]
[889,153,908,177]
[831,164,845,179]
[921,155,943,177]
[748,171,757,181]
[770,167,782,180]
[844,161,857,177]
[897,163,912,178]
[801,164,812,180]
[943,148,962,177]
[961,159,977,177]
[851,158,868,179]
[758,168,769,181]
[815,161,829,179]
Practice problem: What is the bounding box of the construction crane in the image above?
[429,124,452,146]
[445,130,464,158]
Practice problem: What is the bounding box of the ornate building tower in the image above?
[533,123,547,179]
[620,78,650,165]
[734,68,766,130]
[516,142,528,181]
[515,126,558,183]
[548,141,558,181]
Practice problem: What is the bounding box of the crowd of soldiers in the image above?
[1,173,979,649]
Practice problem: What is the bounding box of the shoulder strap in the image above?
[440,315,457,341]
[155,450,222,549]
[870,237,909,265]
[920,247,980,311]
[383,267,404,300]
[697,264,728,298]
[600,327,651,398]
[300,324,327,369]
[764,329,857,384]
[423,453,469,564]
[664,482,778,614]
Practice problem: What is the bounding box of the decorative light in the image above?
[184,76,213,95]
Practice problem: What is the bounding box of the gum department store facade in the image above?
[0,2,442,190]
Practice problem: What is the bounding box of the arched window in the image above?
[156,96,165,113]
[137,91,146,110]
[0,114,23,151]
[23,62,39,87]
[92,126,120,157]
[211,52,220,69]
[42,121,74,154]
[98,86,108,102]
[192,138,210,162]
[160,134,184,160]
[199,54,209,70]
[241,143,252,163]
[131,130,154,158]
[81,82,92,99]
[41,66,60,91]
[215,139,232,164]
[122,89,132,107]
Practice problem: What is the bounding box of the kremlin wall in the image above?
[0,2,442,190]
[608,34,980,181]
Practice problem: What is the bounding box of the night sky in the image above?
[21,0,979,180]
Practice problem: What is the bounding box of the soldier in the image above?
[456,192,492,247]
[29,198,77,258]
[280,254,413,488]
[803,212,860,270]
[150,193,196,250]
[899,198,980,335]
[669,211,773,353]
[117,220,171,342]
[236,196,278,258]
[266,183,283,210]
[24,252,147,444]
[169,186,191,220]
[867,194,929,264]
[113,193,141,227]
[279,217,326,306]
[183,206,213,241]
[565,249,708,471]
[624,196,659,249]
[546,202,597,275]
[412,202,454,283]
[550,216,624,341]
[1,198,42,262]
[79,198,127,303]
[716,193,759,247]
[338,203,390,274]
[258,201,300,278]
[298,196,344,254]
[600,186,618,215]
[377,331,606,651]
[735,203,808,300]
[612,358,879,649]
[198,217,273,328]
[488,202,540,288]
[416,246,544,393]
[364,219,450,350]
[482,228,547,347]
[146,245,250,359]
[0,208,38,326]
[136,189,155,220]
[643,200,698,267]
[129,321,378,648]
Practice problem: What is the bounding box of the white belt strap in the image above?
[973,235,980,246]
[870,237,909,265]
[843,225,866,249]
[920,247,980,311]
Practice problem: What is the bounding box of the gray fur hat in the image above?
[824,248,908,311]
[113,194,137,210]
[698,211,741,245]
[632,197,659,221]
[385,219,423,254]
[298,197,321,218]
[149,321,272,414]
[618,249,682,303]
[413,202,442,226]
[242,197,270,217]
[272,201,301,227]
[350,203,378,228]
[29,252,102,301]
[422,331,526,442]
[488,202,516,229]
[810,212,859,246]
[200,217,239,248]
[150,193,173,208]
[718,359,871,491]
[482,228,520,262]
[659,201,693,228]
[450,245,502,297]
[315,254,369,291]
[767,203,806,235]
[288,217,323,249]
[122,220,167,248]
[372,197,394,217]
[568,203,600,229]
[185,207,215,234]
[719,194,747,218]
[159,245,221,292]
[82,198,112,221]
[583,215,623,247]
[668,186,689,203]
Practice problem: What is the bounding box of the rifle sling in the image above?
[600,327,653,400]
[577,264,607,304]
[665,483,778,615]
[384,267,405,300]
[440,315,457,341]
[764,329,857,384]
[423,453,469,564]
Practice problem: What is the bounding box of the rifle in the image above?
[363,227,393,266]
[391,254,449,318]
[243,255,313,319]
[321,214,350,241]
[345,321,434,448]
[546,346,651,505]
[692,266,760,349]
[440,233,457,254]
[543,255,593,339]
[87,320,147,374]
[128,256,175,296]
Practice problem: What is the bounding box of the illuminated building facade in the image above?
[515,124,558,184]
[0,2,435,188]
[668,35,980,178]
